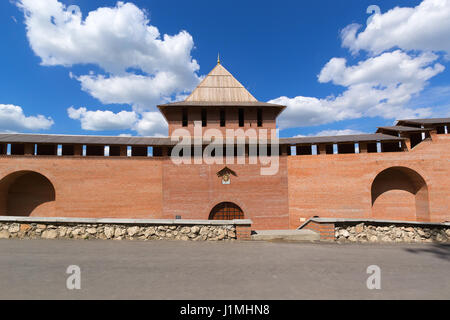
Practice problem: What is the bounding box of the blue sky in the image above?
[0,0,449,137]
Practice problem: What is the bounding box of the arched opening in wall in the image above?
[371,167,430,221]
[209,202,244,220]
[0,171,55,216]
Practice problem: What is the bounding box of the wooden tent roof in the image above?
[185,63,257,103]
[158,61,285,110]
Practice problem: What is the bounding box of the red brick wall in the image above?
[0,157,164,219]
[0,155,290,230]
[236,224,252,240]
[0,133,447,231]
[4,171,55,216]
[165,107,277,136]
[161,157,290,230]
[302,221,335,241]
[287,133,450,228]
[372,190,416,220]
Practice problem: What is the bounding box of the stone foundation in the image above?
[0,220,240,241]
[335,223,450,243]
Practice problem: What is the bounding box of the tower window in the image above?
[257,108,263,127]
[201,108,207,127]
[238,108,244,127]
[182,108,188,127]
[220,109,226,127]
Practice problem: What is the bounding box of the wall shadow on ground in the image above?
[404,244,450,262]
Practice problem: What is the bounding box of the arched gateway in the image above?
[371,167,430,221]
[209,202,244,220]
[0,171,55,216]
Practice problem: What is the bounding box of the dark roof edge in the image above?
[0,133,173,146]
[377,126,433,132]
[280,133,404,145]
[0,133,403,146]
[397,117,450,125]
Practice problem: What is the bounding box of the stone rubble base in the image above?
[335,223,450,243]
[0,222,237,241]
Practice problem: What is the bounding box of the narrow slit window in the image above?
[182,108,188,127]
[220,109,226,127]
[201,108,207,127]
[238,108,244,127]
[257,108,263,127]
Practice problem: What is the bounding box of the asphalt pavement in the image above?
[0,239,448,299]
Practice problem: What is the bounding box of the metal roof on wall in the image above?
[0,134,174,146]
[397,118,450,125]
[377,126,433,132]
[280,133,404,145]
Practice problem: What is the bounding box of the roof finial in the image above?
[217,52,221,65]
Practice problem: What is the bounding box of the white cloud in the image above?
[318,51,443,87]
[405,85,450,116]
[312,129,366,137]
[77,72,193,113]
[134,112,167,136]
[67,107,167,136]
[67,107,137,131]
[295,129,365,137]
[18,0,201,135]
[341,0,450,55]
[272,0,450,132]
[0,104,54,132]
[18,0,200,75]
[273,50,444,129]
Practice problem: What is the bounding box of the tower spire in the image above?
[217,52,221,65]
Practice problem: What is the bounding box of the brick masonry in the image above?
[301,221,335,241]
[161,158,289,230]
[235,224,252,240]
[0,157,164,219]
[288,132,450,227]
